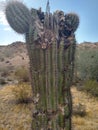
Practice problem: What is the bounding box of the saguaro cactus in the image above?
[5,0,79,129]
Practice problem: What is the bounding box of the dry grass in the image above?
[0,85,34,130]
[12,83,32,104]
[72,86,98,130]
[0,85,98,130]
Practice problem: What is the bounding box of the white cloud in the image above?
[0,1,11,31]
[0,0,8,26]
[0,11,8,26]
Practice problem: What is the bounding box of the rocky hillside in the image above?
[0,42,29,85]
[77,42,98,49]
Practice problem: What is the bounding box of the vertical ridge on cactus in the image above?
[5,0,79,129]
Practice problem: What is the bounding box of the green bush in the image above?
[83,80,98,97]
[15,67,30,82]
[0,78,6,85]
[0,58,5,62]
[75,47,98,81]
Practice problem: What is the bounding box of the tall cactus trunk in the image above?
[26,31,76,129]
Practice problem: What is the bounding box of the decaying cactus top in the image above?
[5,0,79,49]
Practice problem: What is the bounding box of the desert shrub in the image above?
[0,57,5,62]
[5,60,10,64]
[75,47,98,81]
[1,71,9,77]
[15,67,30,82]
[83,80,98,97]
[12,83,33,104]
[0,66,14,80]
[4,49,13,58]
[73,103,86,117]
[0,78,6,85]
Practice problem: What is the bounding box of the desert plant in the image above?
[83,80,98,97]
[0,78,6,85]
[75,46,98,81]
[15,67,30,83]
[12,83,33,104]
[5,0,31,34]
[1,71,9,77]
[0,57,5,62]
[5,0,79,129]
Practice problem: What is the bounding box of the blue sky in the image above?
[0,0,98,45]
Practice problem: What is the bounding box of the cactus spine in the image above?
[5,0,79,129]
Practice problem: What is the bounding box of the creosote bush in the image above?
[83,80,98,97]
[15,67,30,83]
[0,78,6,85]
[75,46,98,81]
[12,83,33,104]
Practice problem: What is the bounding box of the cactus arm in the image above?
[5,1,31,34]
[64,13,79,34]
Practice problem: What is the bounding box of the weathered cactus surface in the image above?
[26,31,76,129]
[5,0,79,129]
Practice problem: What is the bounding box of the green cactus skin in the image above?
[64,13,79,33]
[5,1,31,34]
[5,1,78,129]
[27,34,76,130]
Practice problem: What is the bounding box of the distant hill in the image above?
[0,41,28,66]
[77,42,98,49]
[0,41,29,85]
